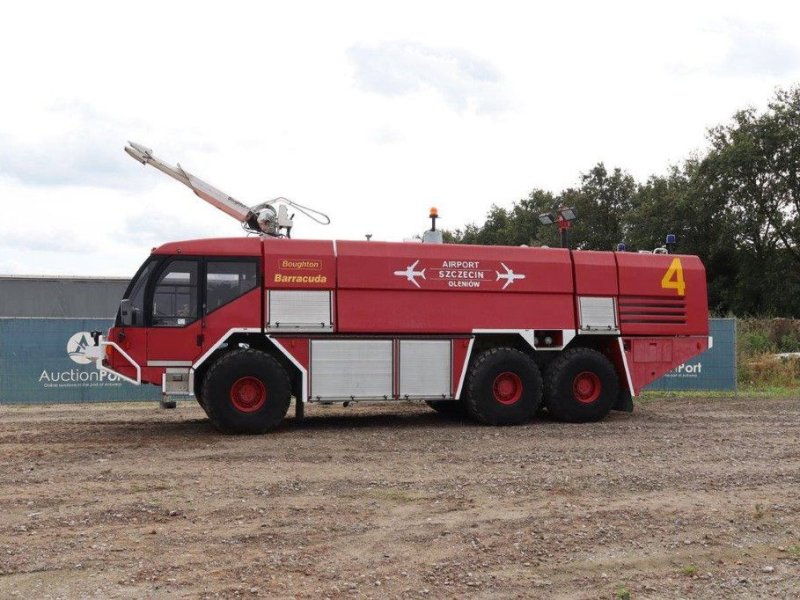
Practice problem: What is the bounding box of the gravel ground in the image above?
[0,396,799,599]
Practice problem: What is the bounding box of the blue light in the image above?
[665,234,676,245]
[616,243,626,252]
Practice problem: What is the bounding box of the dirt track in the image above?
[1,396,799,599]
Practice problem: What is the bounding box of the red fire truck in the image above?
[89,144,710,434]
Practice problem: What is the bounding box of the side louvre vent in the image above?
[267,290,332,331]
[578,297,618,331]
[618,296,687,325]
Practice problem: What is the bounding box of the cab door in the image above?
[146,258,205,366]
[200,258,262,356]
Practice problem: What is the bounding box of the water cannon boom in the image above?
[124,142,329,237]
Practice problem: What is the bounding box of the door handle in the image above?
[196,334,204,346]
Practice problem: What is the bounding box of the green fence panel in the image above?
[0,318,161,404]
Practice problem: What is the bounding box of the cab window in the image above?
[206,260,258,314]
[151,260,199,327]
[118,259,156,326]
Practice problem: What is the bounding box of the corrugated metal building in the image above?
[0,275,128,318]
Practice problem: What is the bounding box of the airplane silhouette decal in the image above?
[495,263,526,289]
[393,260,427,288]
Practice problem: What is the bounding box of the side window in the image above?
[120,259,156,326]
[151,260,199,327]
[206,260,258,314]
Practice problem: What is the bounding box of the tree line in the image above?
[445,86,800,317]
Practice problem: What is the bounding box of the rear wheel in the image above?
[544,348,619,422]
[203,349,291,434]
[464,347,542,425]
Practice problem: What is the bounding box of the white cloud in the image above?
[670,20,800,78]
[715,22,800,77]
[348,41,506,113]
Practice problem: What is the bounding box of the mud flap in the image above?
[613,388,633,413]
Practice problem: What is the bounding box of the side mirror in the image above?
[119,299,134,326]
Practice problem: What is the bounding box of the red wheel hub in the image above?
[573,371,601,404]
[229,376,267,413]
[492,371,523,405]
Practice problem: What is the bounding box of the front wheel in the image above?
[194,379,209,415]
[202,349,291,434]
[464,347,542,425]
[544,348,619,423]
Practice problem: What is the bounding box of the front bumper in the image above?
[85,335,141,385]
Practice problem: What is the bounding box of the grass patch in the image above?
[637,386,798,402]
[614,584,631,600]
[738,319,800,388]
[679,564,698,576]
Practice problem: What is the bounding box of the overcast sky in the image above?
[1,0,799,276]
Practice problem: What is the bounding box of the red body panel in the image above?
[336,241,575,333]
[262,239,337,290]
[623,335,710,394]
[106,236,710,396]
[199,287,263,352]
[271,337,310,371]
[572,251,619,296]
[336,290,573,333]
[616,253,708,336]
[106,327,148,382]
[147,320,204,363]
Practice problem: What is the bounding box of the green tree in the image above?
[446,189,558,247]
[563,163,636,251]
[696,86,800,313]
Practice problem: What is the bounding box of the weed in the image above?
[787,545,800,558]
[680,564,698,576]
[614,584,631,600]
[754,503,765,519]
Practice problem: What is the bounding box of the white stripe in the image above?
[617,337,635,397]
[192,328,260,369]
[268,336,308,403]
[454,337,475,399]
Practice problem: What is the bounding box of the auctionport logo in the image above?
[67,331,94,365]
[36,331,122,386]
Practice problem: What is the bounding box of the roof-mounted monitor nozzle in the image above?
[124,142,330,238]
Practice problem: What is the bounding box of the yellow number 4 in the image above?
[661,257,685,296]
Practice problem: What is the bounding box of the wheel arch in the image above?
[193,331,305,403]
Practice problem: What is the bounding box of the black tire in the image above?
[464,347,542,425]
[426,399,467,419]
[194,380,208,414]
[544,347,619,423]
[202,349,291,434]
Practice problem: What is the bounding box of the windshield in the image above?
[116,258,157,326]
